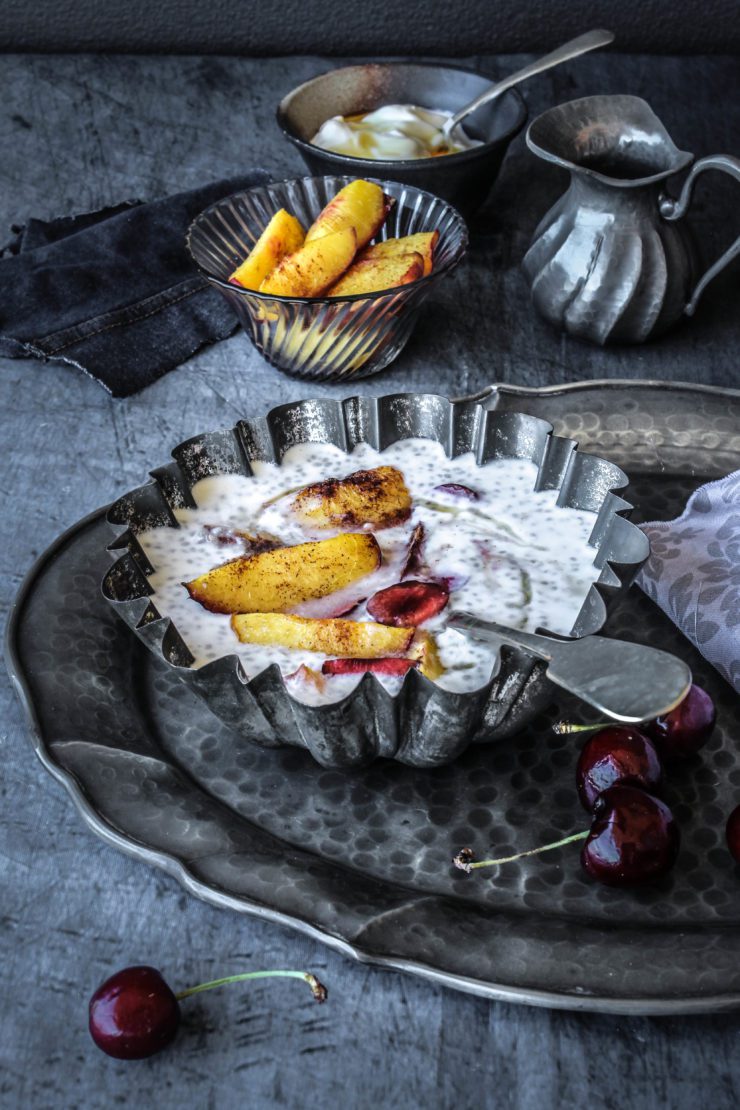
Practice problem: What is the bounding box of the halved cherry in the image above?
[433,483,480,501]
[401,522,425,578]
[322,657,418,676]
[367,580,449,627]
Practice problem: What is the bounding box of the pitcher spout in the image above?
[526,95,693,186]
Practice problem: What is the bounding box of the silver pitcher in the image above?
[522,94,740,344]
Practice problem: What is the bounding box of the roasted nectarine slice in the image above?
[305,180,394,251]
[360,231,439,276]
[231,613,414,657]
[228,209,306,291]
[410,631,445,680]
[291,465,411,530]
[327,252,423,297]
[259,227,357,297]
[184,532,380,614]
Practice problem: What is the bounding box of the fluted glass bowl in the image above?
[186,175,468,382]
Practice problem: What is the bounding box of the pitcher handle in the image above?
[660,154,740,316]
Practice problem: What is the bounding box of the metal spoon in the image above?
[448,612,691,724]
[442,29,615,140]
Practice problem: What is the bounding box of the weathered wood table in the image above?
[1,52,739,1109]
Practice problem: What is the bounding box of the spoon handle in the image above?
[446,29,615,135]
[448,613,691,724]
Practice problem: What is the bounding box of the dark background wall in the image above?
[1,0,740,54]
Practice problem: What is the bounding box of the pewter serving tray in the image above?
[7,380,740,1014]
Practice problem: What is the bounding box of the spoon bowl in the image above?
[449,613,691,723]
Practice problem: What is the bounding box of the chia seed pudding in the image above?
[137,437,600,705]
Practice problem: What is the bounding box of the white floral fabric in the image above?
[638,471,740,694]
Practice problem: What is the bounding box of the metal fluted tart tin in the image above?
[102,393,649,769]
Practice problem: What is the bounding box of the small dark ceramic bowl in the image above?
[277,62,527,217]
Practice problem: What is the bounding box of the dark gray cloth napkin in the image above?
[0,172,268,396]
[638,471,740,693]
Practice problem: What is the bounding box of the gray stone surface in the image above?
[1,52,740,1110]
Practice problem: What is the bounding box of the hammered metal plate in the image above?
[7,380,740,1014]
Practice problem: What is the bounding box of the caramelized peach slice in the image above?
[291,465,411,530]
[327,252,423,297]
[259,227,357,297]
[410,631,446,680]
[231,613,414,657]
[184,532,380,614]
[228,209,306,291]
[360,231,439,276]
[305,180,393,250]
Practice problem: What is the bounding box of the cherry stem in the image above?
[175,970,327,1003]
[552,720,611,736]
[454,830,589,873]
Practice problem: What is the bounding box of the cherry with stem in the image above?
[454,831,588,873]
[174,969,327,1002]
[575,725,663,810]
[553,684,716,762]
[454,787,680,887]
[89,965,327,1060]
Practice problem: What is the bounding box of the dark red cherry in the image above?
[401,523,425,578]
[366,580,448,626]
[322,657,417,676]
[576,726,663,811]
[726,805,740,864]
[581,786,680,886]
[89,966,180,1059]
[645,683,716,760]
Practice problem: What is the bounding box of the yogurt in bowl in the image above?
[103,394,647,768]
[310,105,482,161]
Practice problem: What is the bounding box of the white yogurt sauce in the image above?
[310,105,481,160]
[138,438,600,705]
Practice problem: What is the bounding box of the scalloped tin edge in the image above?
[100,393,648,768]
